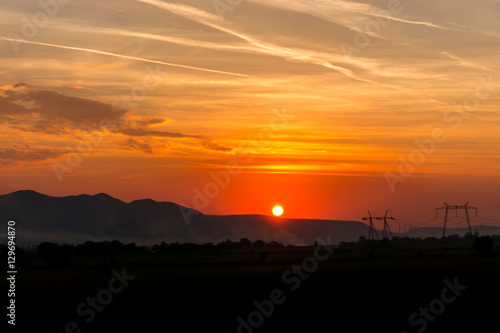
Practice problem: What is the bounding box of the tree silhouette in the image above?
[37,242,72,266]
[239,238,252,249]
[253,240,266,248]
[474,236,494,256]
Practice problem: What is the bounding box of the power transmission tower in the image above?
[362,210,396,240]
[436,202,477,238]
[382,210,395,240]
[362,211,379,240]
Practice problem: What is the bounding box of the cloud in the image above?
[0,83,127,133]
[440,51,489,71]
[128,0,470,85]
[0,83,232,165]
[201,140,233,152]
[0,146,64,166]
[0,36,250,78]
[125,116,171,127]
[50,20,373,77]
[135,0,362,79]
[50,22,254,53]
[246,0,461,33]
[29,10,429,82]
[0,83,204,139]
[118,128,204,139]
[123,138,155,154]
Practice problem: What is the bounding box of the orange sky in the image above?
[0,0,499,226]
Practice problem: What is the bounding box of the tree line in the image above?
[30,238,285,266]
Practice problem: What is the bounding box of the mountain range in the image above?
[1,190,499,246]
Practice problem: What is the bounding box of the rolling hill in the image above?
[0,190,369,246]
[2,190,499,247]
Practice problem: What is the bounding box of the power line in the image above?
[405,216,441,229]
[362,210,395,240]
[476,216,500,226]
[436,202,477,237]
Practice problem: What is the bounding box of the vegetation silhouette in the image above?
[24,234,500,259]
[32,238,286,266]
[474,236,496,256]
[9,233,500,332]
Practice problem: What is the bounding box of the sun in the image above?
[272,205,284,216]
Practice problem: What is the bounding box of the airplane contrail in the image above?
[0,37,251,78]
[134,0,362,78]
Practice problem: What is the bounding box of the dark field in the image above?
[7,240,500,333]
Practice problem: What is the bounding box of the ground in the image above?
[7,240,500,333]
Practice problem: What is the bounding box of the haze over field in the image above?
[1,0,499,223]
[2,190,499,247]
[0,190,369,245]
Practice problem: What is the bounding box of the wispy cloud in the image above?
[32,15,412,83]
[118,128,203,139]
[0,83,236,164]
[48,22,259,53]
[135,0,363,79]
[246,0,462,33]
[0,83,201,140]
[440,51,490,71]
[123,138,156,154]
[0,37,250,78]
[85,1,125,13]
[0,146,64,166]
[0,83,126,133]
[201,140,233,152]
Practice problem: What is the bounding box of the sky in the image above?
[1,0,500,228]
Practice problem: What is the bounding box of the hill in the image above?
[0,190,368,246]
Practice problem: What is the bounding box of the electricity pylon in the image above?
[362,211,380,240]
[436,202,477,238]
[382,210,395,240]
[362,210,396,240]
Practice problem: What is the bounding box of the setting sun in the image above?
[272,205,284,216]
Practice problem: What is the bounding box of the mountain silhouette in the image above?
[2,190,499,246]
[13,190,483,246]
